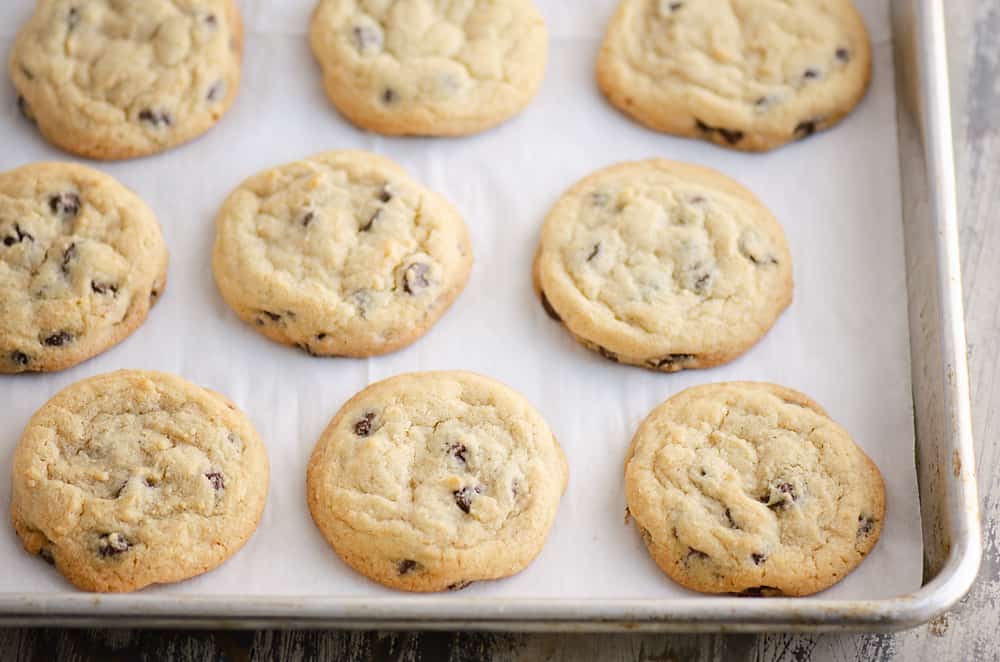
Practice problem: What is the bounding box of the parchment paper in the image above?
[0,0,921,602]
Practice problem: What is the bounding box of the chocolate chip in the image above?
[803,68,821,80]
[751,553,767,565]
[68,7,80,29]
[360,210,380,232]
[382,89,397,104]
[260,311,282,322]
[651,354,695,370]
[397,559,418,575]
[794,119,819,139]
[295,342,320,357]
[17,95,34,124]
[354,412,375,437]
[97,533,131,557]
[316,333,328,341]
[447,580,473,591]
[761,482,797,510]
[597,346,619,363]
[686,547,710,562]
[206,80,225,102]
[453,486,481,514]
[301,211,315,227]
[39,548,55,565]
[540,291,561,322]
[857,515,876,537]
[402,263,430,294]
[718,128,744,145]
[138,109,172,127]
[61,243,77,276]
[49,192,81,218]
[205,13,218,27]
[747,254,778,266]
[91,281,118,295]
[738,585,781,597]
[586,244,600,262]
[350,289,372,320]
[724,508,739,529]
[353,25,382,53]
[835,47,850,63]
[449,442,468,464]
[590,191,610,207]
[10,351,29,367]
[695,119,743,144]
[205,472,225,490]
[3,223,32,246]
[693,270,712,293]
[377,185,393,203]
[150,288,160,301]
[43,331,73,347]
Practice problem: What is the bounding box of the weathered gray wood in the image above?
[1,0,993,659]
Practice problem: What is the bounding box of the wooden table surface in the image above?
[3,1,996,659]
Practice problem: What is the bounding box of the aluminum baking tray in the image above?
[0,0,979,631]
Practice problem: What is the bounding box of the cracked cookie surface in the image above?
[309,0,548,136]
[534,159,792,372]
[10,0,243,159]
[212,150,472,357]
[597,0,871,151]
[0,162,168,374]
[10,370,270,592]
[624,382,885,596]
[306,371,568,592]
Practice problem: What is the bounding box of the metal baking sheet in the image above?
[0,0,979,630]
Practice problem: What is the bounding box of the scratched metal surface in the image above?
[1,0,995,658]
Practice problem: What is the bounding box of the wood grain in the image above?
[2,0,994,659]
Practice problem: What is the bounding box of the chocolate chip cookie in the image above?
[309,0,548,136]
[0,162,168,374]
[597,0,872,151]
[624,382,885,596]
[10,0,243,160]
[212,150,472,358]
[534,159,792,372]
[307,371,568,592]
[10,370,270,592]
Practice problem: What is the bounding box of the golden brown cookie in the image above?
[624,382,885,596]
[10,370,270,592]
[0,162,167,374]
[212,150,472,357]
[307,371,568,592]
[535,159,792,372]
[309,0,548,136]
[10,0,243,159]
[597,0,872,151]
